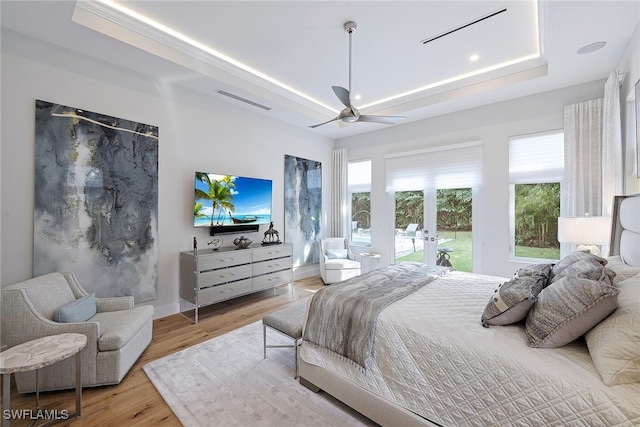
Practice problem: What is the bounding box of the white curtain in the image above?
[330,148,348,238]
[563,98,604,218]
[563,71,624,257]
[602,70,624,216]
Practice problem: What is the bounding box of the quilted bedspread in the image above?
[300,270,640,426]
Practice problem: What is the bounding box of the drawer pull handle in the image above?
[221,289,234,293]
[221,274,234,278]
[221,258,234,262]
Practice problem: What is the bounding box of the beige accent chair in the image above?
[1,272,154,393]
[319,238,362,285]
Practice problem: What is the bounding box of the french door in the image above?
[394,189,473,271]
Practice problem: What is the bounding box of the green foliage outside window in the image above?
[351,192,371,230]
[514,183,560,257]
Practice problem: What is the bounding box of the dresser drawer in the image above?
[197,264,253,288]
[253,270,292,291]
[197,250,252,271]
[198,279,253,304]
[252,245,293,262]
[253,257,293,276]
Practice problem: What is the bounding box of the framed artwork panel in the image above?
[34,100,159,302]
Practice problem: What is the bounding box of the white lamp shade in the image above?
[557,216,612,244]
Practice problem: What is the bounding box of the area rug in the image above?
[143,321,377,426]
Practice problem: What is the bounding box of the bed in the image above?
[299,193,640,427]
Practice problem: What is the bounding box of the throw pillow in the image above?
[54,293,97,323]
[481,263,551,327]
[549,250,606,282]
[606,256,640,284]
[585,273,640,385]
[525,277,619,348]
[325,249,348,259]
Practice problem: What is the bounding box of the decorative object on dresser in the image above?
[179,243,293,323]
[233,236,253,249]
[207,236,223,250]
[262,221,281,245]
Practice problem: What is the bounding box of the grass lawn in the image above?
[514,245,560,260]
[397,230,560,271]
[397,230,473,272]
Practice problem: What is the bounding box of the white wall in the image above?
[336,80,607,278]
[0,31,333,318]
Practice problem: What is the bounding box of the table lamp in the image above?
[557,214,611,256]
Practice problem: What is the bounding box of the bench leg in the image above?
[263,323,267,359]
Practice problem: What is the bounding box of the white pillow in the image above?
[606,256,640,284]
[325,249,348,259]
[585,273,640,385]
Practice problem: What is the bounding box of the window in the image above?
[509,131,564,260]
[348,160,371,244]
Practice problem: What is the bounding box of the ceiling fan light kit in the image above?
[309,21,405,128]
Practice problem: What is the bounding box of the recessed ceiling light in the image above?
[354,94,362,100]
[577,41,606,55]
[470,54,479,62]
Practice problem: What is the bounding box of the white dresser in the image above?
[179,243,293,323]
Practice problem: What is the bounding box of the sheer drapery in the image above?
[602,70,624,216]
[331,148,348,238]
[563,98,604,218]
[563,71,624,257]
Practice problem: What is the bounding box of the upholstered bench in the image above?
[262,302,307,378]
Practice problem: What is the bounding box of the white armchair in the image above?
[319,238,362,284]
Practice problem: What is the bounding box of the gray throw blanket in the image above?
[303,263,449,368]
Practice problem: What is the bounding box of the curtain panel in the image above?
[331,148,348,238]
[563,98,604,217]
[602,70,624,215]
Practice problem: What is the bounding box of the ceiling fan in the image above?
[309,21,405,128]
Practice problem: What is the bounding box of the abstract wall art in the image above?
[284,155,322,267]
[33,100,159,302]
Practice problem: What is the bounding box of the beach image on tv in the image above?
[194,172,272,227]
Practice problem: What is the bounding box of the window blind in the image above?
[385,141,482,192]
[348,160,372,192]
[509,131,564,183]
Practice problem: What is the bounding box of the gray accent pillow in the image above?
[54,293,97,323]
[525,277,619,348]
[549,250,607,282]
[481,263,551,327]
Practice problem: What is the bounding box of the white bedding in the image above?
[300,270,640,426]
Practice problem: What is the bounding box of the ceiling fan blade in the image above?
[357,115,406,125]
[332,86,352,108]
[308,116,341,128]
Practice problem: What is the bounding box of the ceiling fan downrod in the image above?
[344,21,357,97]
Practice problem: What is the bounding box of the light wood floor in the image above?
[4,276,324,426]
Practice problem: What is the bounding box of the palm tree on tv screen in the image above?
[195,173,236,226]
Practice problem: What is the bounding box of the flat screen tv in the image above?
[194,172,272,234]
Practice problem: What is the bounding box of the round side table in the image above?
[0,333,87,427]
[360,252,381,273]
